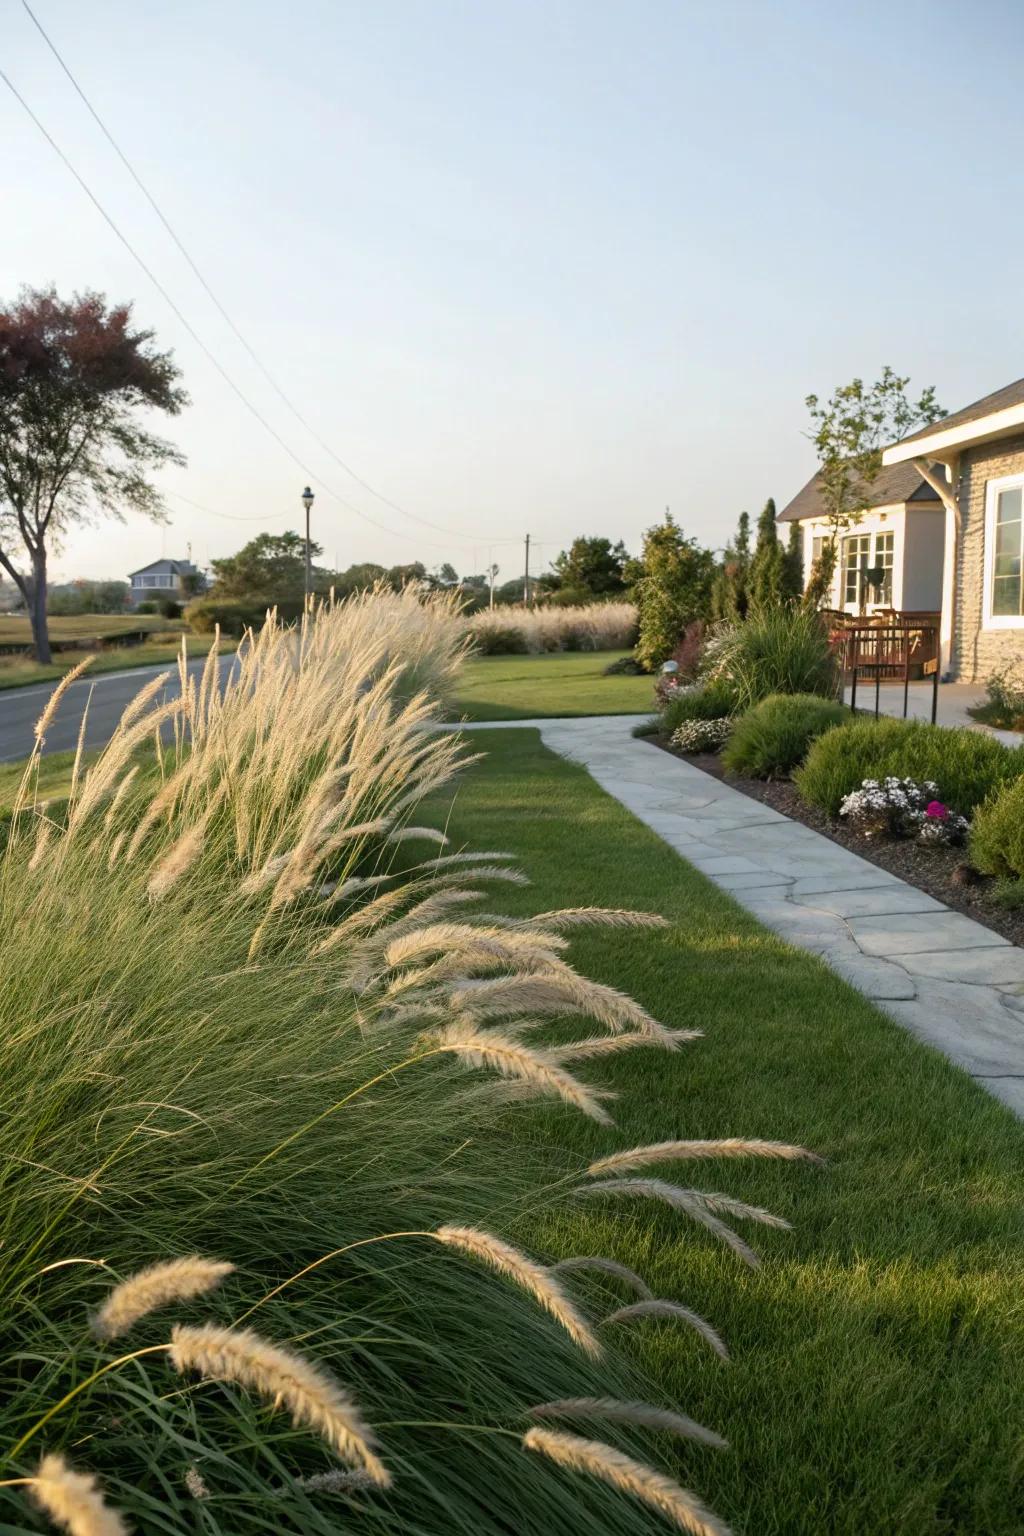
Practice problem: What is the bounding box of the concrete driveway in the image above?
[0,655,235,763]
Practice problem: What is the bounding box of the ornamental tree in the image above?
[0,287,186,662]
[802,367,944,606]
[631,513,715,671]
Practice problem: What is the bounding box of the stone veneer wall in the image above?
[952,431,1024,682]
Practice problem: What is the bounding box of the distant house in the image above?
[777,464,946,618]
[126,557,203,608]
[882,379,1024,682]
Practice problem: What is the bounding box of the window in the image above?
[842,534,871,607]
[984,476,1024,627]
[873,531,894,606]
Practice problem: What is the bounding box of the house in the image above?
[882,379,1024,682]
[777,463,946,616]
[126,557,202,608]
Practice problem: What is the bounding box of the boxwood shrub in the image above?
[970,777,1024,877]
[661,677,738,735]
[794,716,1024,818]
[721,693,848,779]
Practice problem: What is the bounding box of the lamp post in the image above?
[301,485,315,600]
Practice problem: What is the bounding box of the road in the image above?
[0,657,235,762]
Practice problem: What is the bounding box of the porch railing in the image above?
[828,614,941,724]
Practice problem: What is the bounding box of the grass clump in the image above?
[702,607,839,712]
[468,602,637,656]
[970,775,1024,877]
[0,586,794,1536]
[661,678,737,736]
[721,693,848,779]
[795,715,1022,817]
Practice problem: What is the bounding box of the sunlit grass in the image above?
[453,651,655,720]
[422,726,1024,1535]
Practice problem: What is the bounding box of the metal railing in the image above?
[838,617,940,723]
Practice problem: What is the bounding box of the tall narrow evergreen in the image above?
[748,498,784,611]
[710,509,752,621]
[781,519,805,602]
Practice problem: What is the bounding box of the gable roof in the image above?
[896,378,1024,447]
[777,462,942,523]
[127,558,198,578]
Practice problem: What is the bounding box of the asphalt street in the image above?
[0,656,235,762]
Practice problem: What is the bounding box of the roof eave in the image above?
[884,403,1024,466]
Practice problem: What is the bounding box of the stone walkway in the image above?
[466,713,1024,1116]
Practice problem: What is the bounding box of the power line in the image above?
[17,0,522,549]
[163,489,286,524]
[0,59,515,557]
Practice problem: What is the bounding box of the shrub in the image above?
[603,654,645,675]
[796,716,1023,818]
[159,597,182,620]
[135,599,158,614]
[722,693,848,779]
[184,595,306,635]
[971,775,1024,877]
[670,716,732,753]
[468,602,636,655]
[703,607,839,711]
[661,676,737,735]
[968,667,1024,732]
[631,515,715,671]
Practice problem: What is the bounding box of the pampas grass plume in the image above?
[431,1020,613,1124]
[550,1254,653,1299]
[91,1255,234,1340]
[435,1225,601,1359]
[169,1324,390,1487]
[30,1454,129,1536]
[522,1427,730,1536]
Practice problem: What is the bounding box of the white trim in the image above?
[884,402,1024,465]
[982,472,1024,629]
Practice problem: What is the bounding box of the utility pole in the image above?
[488,550,496,610]
[523,533,531,607]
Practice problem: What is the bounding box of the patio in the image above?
[842,679,1023,744]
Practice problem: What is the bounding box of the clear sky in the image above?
[2,0,1022,585]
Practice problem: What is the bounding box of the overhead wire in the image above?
[2,27,521,552]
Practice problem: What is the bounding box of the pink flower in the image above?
[925,800,948,820]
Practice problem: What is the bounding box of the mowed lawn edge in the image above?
[451,649,656,719]
[422,727,1024,1536]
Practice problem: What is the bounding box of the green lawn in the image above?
[0,614,177,642]
[0,632,218,691]
[423,728,1024,1535]
[452,650,656,719]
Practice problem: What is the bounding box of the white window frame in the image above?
[983,472,1024,629]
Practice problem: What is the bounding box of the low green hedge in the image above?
[970,777,1024,877]
[722,693,848,779]
[794,716,1024,818]
[661,677,738,734]
[184,596,306,636]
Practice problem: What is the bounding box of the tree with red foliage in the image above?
[0,287,187,662]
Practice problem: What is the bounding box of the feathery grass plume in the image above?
[522,1428,730,1536]
[282,1468,379,1494]
[550,1255,653,1300]
[91,1255,235,1340]
[183,1465,208,1499]
[384,921,567,971]
[526,1397,727,1451]
[587,1138,823,1177]
[29,1453,129,1536]
[102,764,140,830]
[145,821,207,902]
[32,657,94,747]
[445,971,670,1040]
[602,1300,729,1360]
[556,1029,702,1063]
[169,1323,391,1487]
[578,1180,763,1269]
[385,825,449,845]
[28,816,53,873]
[431,1020,614,1125]
[434,1225,601,1359]
[689,1191,792,1230]
[524,908,670,931]
[114,666,173,735]
[418,851,517,869]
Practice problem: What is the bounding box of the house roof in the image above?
[776,462,942,523]
[127,558,198,577]
[896,378,1024,447]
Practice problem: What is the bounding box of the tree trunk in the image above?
[29,551,51,665]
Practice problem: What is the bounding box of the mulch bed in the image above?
[648,736,1024,949]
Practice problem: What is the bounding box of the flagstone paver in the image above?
[460,714,1024,1117]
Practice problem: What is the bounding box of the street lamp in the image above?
[301,485,315,600]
